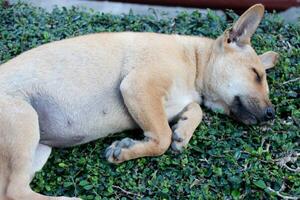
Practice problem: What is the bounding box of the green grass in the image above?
[0,2,299,200]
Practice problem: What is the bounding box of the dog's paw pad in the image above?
[104,147,113,159]
[172,131,183,142]
[117,137,135,148]
[171,131,188,153]
[171,141,184,153]
[113,146,122,158]
[105,145,122,163]
[105,138,135,163]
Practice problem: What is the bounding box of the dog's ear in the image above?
[259,51,279,70]
[227,4,265,45]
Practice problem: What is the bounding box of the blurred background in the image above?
[7,0,300,22]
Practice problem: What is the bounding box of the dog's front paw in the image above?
[171,130,185,152]
[171,123,190,153]
[105,138,135,164]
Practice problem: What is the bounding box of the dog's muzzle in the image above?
[229,96,274,125]
[264,106,275,120]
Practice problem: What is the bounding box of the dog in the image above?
[0,4,278,200]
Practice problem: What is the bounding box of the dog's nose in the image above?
[264,106,275,120]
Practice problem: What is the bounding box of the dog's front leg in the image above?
[171,102,203,152]
[105,70,172,164]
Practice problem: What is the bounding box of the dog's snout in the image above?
[264,106,275,120]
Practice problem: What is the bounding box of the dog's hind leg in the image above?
[30,144,52,181]
[0,96,80,200]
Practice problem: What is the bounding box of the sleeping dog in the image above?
[0,4,278,200]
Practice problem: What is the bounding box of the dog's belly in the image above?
[31,88,136,147]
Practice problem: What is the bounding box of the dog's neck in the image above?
[192,37,230,114]
[192,37,215,104]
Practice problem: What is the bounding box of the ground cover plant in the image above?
[0,2,299,199]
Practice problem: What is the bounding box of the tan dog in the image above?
[0,4,278,200]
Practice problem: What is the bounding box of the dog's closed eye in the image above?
[252,68,262,82]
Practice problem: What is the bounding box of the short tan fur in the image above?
[0,4,278,200]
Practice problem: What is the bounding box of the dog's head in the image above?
[202,4,279,125]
